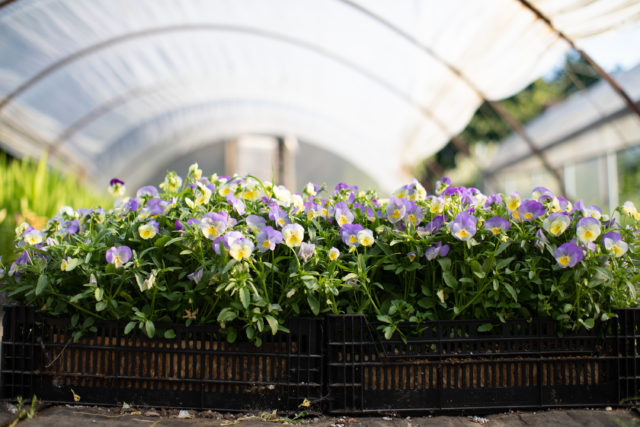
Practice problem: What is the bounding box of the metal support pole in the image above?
[518,0,640,120]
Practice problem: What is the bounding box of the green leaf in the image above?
[145,320,155,338]
[265,315,278,335]
[377,314,392,323]
[579,318,595,330]
[95,301,107,312]
[94,287,104,301]
[217,307,237,323]
[246,326,255,340]
[163,236,185,247]
[342,273,358,282]
[164,329,176,339]
[495,241,511,256]
[503,283,518,302]
[496,256,515,270]
[135,273,145,292]
[470,260,485,278]
[443,271,458,289]
[222,260,236,275]
[437,258,451,271]
[477,323,493,332]
[383,326,394,340]
[35,274,49,296]
[239,287,250,309]
[307,294,320,316]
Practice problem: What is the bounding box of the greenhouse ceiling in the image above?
[1,0,639,191]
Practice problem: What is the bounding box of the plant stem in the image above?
[452,280,490,320]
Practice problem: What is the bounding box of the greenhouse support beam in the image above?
[518,0,640,121]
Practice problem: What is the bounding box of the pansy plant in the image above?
[1,167,638,344]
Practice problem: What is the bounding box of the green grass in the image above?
[0,153,111,262]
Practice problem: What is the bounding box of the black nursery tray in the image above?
[0,306,324,412]
[325,312,640,414]
[2,306,639,414]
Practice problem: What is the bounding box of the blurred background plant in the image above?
[0,153,110,262]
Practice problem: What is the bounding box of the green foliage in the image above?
[1,165,638,345]
[0,152,110,262]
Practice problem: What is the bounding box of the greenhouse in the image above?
[1,0,640,422]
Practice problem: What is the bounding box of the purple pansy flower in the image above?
[460,188,478,208]
[518,200,545,221]
[484,193,503,209]
[602,231,628,257]
[484,216,510,235]
[576,217,601,243]
[187,267,204,284]
[229,237,254,261]
[200,212,230,239]
[246,215,267,234]
[341,223,364,247]
[425,242,450,261]
[386,198,407,224]
[227,194,246,215]
[554,242,583,268]
[418,214,445,236]
[256,226,283,252]
[60,219,79,236]
[535,229,548,252]
[334,182,358,193]
[175,219,185,231]
[106,245,132,269]
[136,185,159,199]
[145,197,169,216]
[298,242,315,263]
[186,218,201,226]
[542,212,571,236]
[450,211,477,241]
[531,186,554,202]
[435,177,451,194]
[334,202,354,226]
[269,204,290,228]
[552,196,571,212]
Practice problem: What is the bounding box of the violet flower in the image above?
[554,242,583,268]
[298,242,315,263]
[450,211,477,241]
[386,198,407,224]
[256,226,283,252]
[106,245,132,269]
[518,200,545,221]
[576,217,601,244]
[425,242,450,261]
[484,216,510,235]
[341,223,364,247]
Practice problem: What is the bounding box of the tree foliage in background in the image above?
[0,153,111,262]
[422,53,601,187]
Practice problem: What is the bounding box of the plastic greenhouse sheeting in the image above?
[1,0,639,192]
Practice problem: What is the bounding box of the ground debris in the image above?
[468,415,490,424]
[143,409,161,417]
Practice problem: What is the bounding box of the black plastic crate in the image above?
[325,313,638,414]
[616,309,640,404]
[1,306,323,412]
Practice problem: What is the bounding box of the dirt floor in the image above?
[0,403,638,427]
